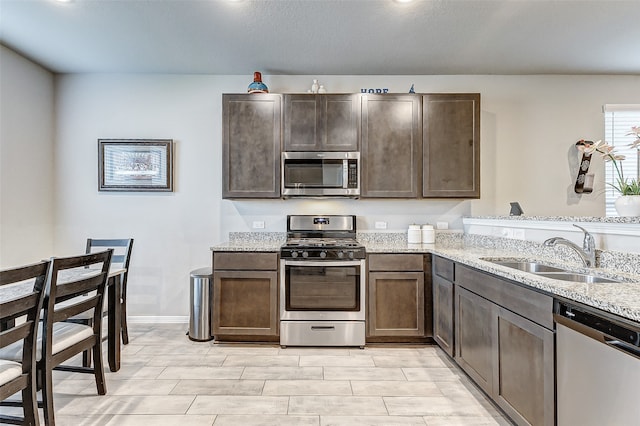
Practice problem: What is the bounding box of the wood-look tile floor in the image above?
[2,324,513,425]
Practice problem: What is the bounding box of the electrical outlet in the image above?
[375,221,387,229]
[252,221,265,229]
[436,221,449,230]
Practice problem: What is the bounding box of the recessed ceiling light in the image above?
[394,0,414,3]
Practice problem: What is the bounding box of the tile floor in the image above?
[2,324,513,425]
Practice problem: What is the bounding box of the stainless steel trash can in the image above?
[189,267,213,341]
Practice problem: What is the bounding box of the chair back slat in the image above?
[54,273,106,302]
[0,320,35,348]
[86,239,130,248]
[0,293,40,321]
[53,296,100,323]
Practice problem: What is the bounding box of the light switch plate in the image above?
[375,221,388,229]
[252,221,265,229]
[436,221,449,230]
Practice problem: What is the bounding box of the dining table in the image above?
[0,266,126,372]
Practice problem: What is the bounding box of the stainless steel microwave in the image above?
[282,152,360,197]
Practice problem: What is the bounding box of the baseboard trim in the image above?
[127,316,189,324]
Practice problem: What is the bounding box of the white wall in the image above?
[11,70,640,318]
[0,46,55,268]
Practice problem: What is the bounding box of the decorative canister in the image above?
[247,71,269,93]
[421,224,435,244]
[408,224,422,244]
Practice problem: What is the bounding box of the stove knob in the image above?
[337,251,344,259]
[302,251,309,258]
[348,251,354,259]
[320,251,327,259]
[291,251,298,258]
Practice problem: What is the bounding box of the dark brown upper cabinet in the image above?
[283,94,360,151]
[360,94,422,198]
[222,94,282,198]
[422,93,480,198]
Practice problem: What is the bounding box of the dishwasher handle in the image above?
[604,337,640,358]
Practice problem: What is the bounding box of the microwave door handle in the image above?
[343,161,348,189]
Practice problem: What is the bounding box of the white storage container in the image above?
[408,224,422,244]
[421,224,435,244]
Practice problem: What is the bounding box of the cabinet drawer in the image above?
[368,254,424,272]
[214,252,278,271]
[433,256,454,281]
[456,264,553,329]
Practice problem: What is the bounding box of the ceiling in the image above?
[1,0,639,76]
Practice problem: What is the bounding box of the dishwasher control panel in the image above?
[555,301,640,348]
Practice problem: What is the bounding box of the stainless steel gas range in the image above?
[279,215,366,348]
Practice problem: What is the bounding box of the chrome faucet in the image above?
[543,224,596,267]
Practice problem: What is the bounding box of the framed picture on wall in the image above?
[98,139,174,192]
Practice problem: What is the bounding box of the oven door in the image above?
[280,259,365,321]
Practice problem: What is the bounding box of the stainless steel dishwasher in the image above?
[555,300,640,426]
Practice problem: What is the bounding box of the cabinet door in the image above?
[283,94,319,151]
[367,271,425,337]
[432,274,454,356]
[494,306,555,426]
[222,94,281,198]
[213,270,278,337]
[423,93,480,198]
[455,286,494,394]
[284,94,359,151]
[322,95,360,151]
[361,94,421,197]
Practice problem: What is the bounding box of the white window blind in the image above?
[603,105,640,217]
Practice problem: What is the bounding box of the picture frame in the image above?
[98,139,173,192]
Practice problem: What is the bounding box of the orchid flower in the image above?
[580,126,640,196]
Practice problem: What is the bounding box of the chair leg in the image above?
[82,349,92,368]
[83,317,94,367]
[21,376,39,426]
[92,339,107,395]
[41,361,55,426]
[121,300,129,345]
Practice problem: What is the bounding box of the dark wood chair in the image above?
[0,261,49,426]
[68,239,133,368]
[85,239,134,345]
[0,250,112,426]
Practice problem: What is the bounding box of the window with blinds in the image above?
[603,105,640,217]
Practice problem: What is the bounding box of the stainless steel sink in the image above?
[482,258,623,283]
[535,272,622,284]
[489,261,566,273]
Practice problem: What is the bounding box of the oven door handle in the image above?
[282,260,363,267]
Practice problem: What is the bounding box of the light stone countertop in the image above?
[212,232,640,324]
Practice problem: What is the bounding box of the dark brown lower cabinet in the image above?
[367,254,431,342]
[494,306,554,426]
[212,252,279,341]
[455,265,555,426]
[455,286,494,394]
[432,256,455,357]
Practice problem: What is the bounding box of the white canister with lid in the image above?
[421,224,435,244]
[408,224,422,244]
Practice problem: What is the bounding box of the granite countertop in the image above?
[361,238,640,323]
[212,232,640,324]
